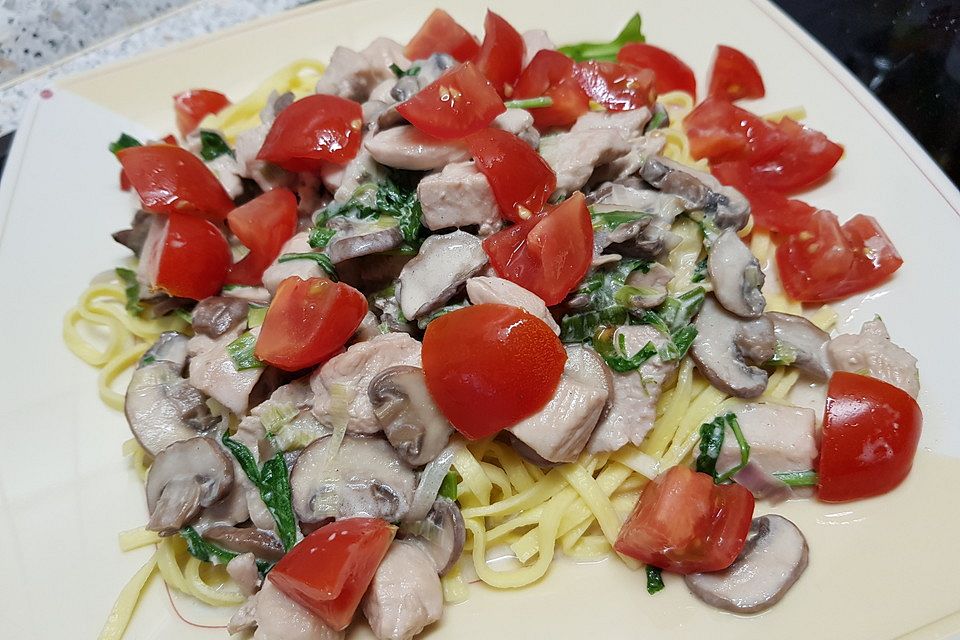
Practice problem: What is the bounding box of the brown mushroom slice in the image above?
[204,526,285,562]
[290,434,416,524]
[404,498,466,576]
[191,297,250,338]
[324,219,403,264]
[685,515,809,613]
[690,297,775,398]
[640,156,750,231]
[145,437,235,535]
[368,365,454,466]
[767,312,832,380]
[708,229,765,318]
[623,262,674,310]
[396,230,488,320]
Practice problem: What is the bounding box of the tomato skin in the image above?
[117,145,235,221]
[173,89,230,136]
[483,192,593,305]
[154,213,232,300]
[709,160,816,234]
[746,118,844,193]
[473,11,525,98]
[818,372,922,502]
[422,304,567,439]
[255,277,368,371]
[615,465,754,574]
[405,9,480,62]
[574,60,656,111]
[269,518,395,631]
[617,43,696,99]
[467,128,556,222]
[708,44,765,101]
[257,94,363,172]
[683,98,788,164]
[225,188,299,286]
[513,50,590,130]
[396,62,505,140]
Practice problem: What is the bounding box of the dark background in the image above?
[0,0,958,186]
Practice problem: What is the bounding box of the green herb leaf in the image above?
[180,526,237,564]
[696,413,751,484]
[715,414,750,483]
[559,259,651,344]
[646,565,665,595]
[593,327,658,372]
[108,133,142,156]
[439,471,459,501]
[226,330,264,371]
[765,340,798,367]
[278,252,339,281]
[115,267,144,316]
[691,257,708,283]
[308,226,338,249]
[590,208,651,232]
[557,13,645,62]
[416,302,469,330]
[772,470,819,487]
[199,130,234,161]
[173,308,193,324]
[376,177,424,249]
[504,96,554,109]
[390,63,420,77]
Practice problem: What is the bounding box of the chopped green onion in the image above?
[504,96,554,109]
[773,470,819,487]
[765,340,798,367]
[715,414,750,484]
[390,63,420,77]
[646,565,665,595]
[696,412,751,484]
[173,308,193,324]
[247,304,268,329]
[645,109,668,132]
[114,267,144,316]
[691,257,708,283]
[180,526,237,564]
[439,471,459,501]
[558,13,645,62]
[277,252,338,281]
[593,327,658,373]
[226,330,264,371]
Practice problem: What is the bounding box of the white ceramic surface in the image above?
[1,1,959,639]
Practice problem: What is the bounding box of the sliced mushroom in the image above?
[708,229,765,318]
[112,211,152,256]
[125,332,219,455]
[145,437,234,534]
[685,515,809,613]
[767,312,832,380]
[290,434,416,524]
[690,297,775,398]
[403,498,466,576]
[368,366,453,466]
[623,262,674,310]
[204,526,285,562]
[324,219,403,263]
[640,156,750,231]
[191,296,250,338]
[396,230,488,319]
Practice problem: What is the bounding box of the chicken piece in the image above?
[315,45,395,103]
[360,37,409,73]
[311,333,422,433]
[417,162,500,231]
[234,123,293,192]
[588,325,678,452]
[508,345,610,463]
[571,108,652,139]
[322,148,384,203]
[539,129,631,196]
[226,553,261,597]
[522,29,555,65]
[591,135,666,186]
[717,403,818,475]
[206,153,244,199]
[827,318,920,398]
[188,326,263,415]
[261,232,328,295]
[228,581,344,640]
[365,125,470,170]
[362,542,443,640]
[492,109,540,148]
[466,276,560,334]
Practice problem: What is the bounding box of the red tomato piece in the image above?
[614,465,755,574]
[818,372,922,502]
[707,44,765,101]
[747,117,844,193]
[225,188,299,286]
[173,89,230,137]
[513,50,590,130]
[154,213,232,300]
[776,210,903,302]
[269,518,395,631]
[472,10,525,98]
[257,94,363,172]
[396,62,505,140]
[683,98,788,163]
[405,9,480,62]
[117,145,235,221]
[574,60,656,111]
[422,304,567,439]
[483,192,593,305]
[255,277,368,371]
[617,42,697,99]
[467,128,556,222]
[709,160,817,234]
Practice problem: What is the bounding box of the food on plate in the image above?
[63,9,922,640]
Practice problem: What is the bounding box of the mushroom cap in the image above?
[204,525,285,562]
[767,312,832,380]
[145,437,235,534]
[192,297,250,339]
[368,365,453,467]
[404,498,466,576]
[685,514,809,613]
[708,230,765,318]
[396,230,488,320]
[325,220,403,264]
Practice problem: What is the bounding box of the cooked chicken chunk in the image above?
[716,403,818,475]
[228,581,344,640]
[365,126,470,170]
[466,276,560,334]
[362,542,443,640]
[315,45,395,102]
[571,109,652,139]
[522,29,556,65]
[417,162,500,232]
[539,129,631,196]
[493,109,540,148]
[188,326,263,415]
[827,318,920,398]
[262,233,328,295]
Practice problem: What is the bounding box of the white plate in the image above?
[2,1,960,639]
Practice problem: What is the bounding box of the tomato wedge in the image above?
[405,9,480,62]
[173,89,230,137]
[513,50,590,130]
[617,42,697,99]
[255,277,368,371]
[257,94,363,172]
[396,62,505,140]
[153,213,232,300]
[730,183,816,235]
[614,465,755,574]
[117,145,235,221]
[225,188,299,286]
[818,372,922,502]
[707,44,765,101]
[467,128,556,222]
[422,304,567,439]
[776,210,903,302]
[483,192,593,305]
[683,98,789,164]
[472,10,525,98]
[269,518,395,631]
[743,117,843,193]
[574,60,656,111]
